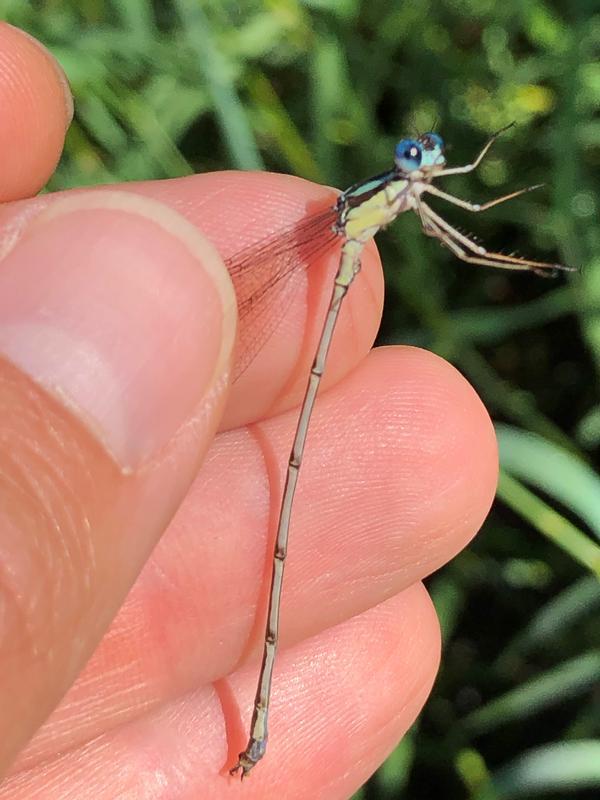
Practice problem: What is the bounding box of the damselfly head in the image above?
[419,132,446,168]
[394,132,446,175]
[394,139,423,173]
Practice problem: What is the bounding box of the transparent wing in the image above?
[225,207,340,380]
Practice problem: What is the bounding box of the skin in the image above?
[0,21,498,800]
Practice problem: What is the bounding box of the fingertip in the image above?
[0,23,73,200]
[224,584,442,794]
[376,345,499,544]
[275,344,498,606]
[162,171,384,428]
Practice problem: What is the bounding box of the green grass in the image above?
[3,1,598,797]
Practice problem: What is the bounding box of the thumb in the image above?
[0,190,236,774]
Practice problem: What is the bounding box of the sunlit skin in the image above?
[0,20,553,800]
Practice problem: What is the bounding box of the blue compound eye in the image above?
[394,139,422,172]
[419,132,445,167]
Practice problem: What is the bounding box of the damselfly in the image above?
[229,124,573,778]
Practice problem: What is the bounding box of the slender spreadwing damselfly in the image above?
[228,124,573,778]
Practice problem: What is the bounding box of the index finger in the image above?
[125,170,385,430]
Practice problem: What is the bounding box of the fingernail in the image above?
[0,191,236,469]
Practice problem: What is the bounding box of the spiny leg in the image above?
[418,201,488,256]
[424,220,528,270]
[435,122,516,178]
[418,207,531,271]
[423,201,568,271]
[423,182,544,214]
[417,200,566,273]
[421,200,565,271]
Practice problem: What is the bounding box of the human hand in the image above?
[0,22,498,799]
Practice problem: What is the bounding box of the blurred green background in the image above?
[4,1,599,797]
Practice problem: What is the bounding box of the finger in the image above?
[131,170,385,430]
[0,191,236,774]
[12,346,496,768]
[0,23,73,200]
[0,171,384,429]
[1,584,440,799]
